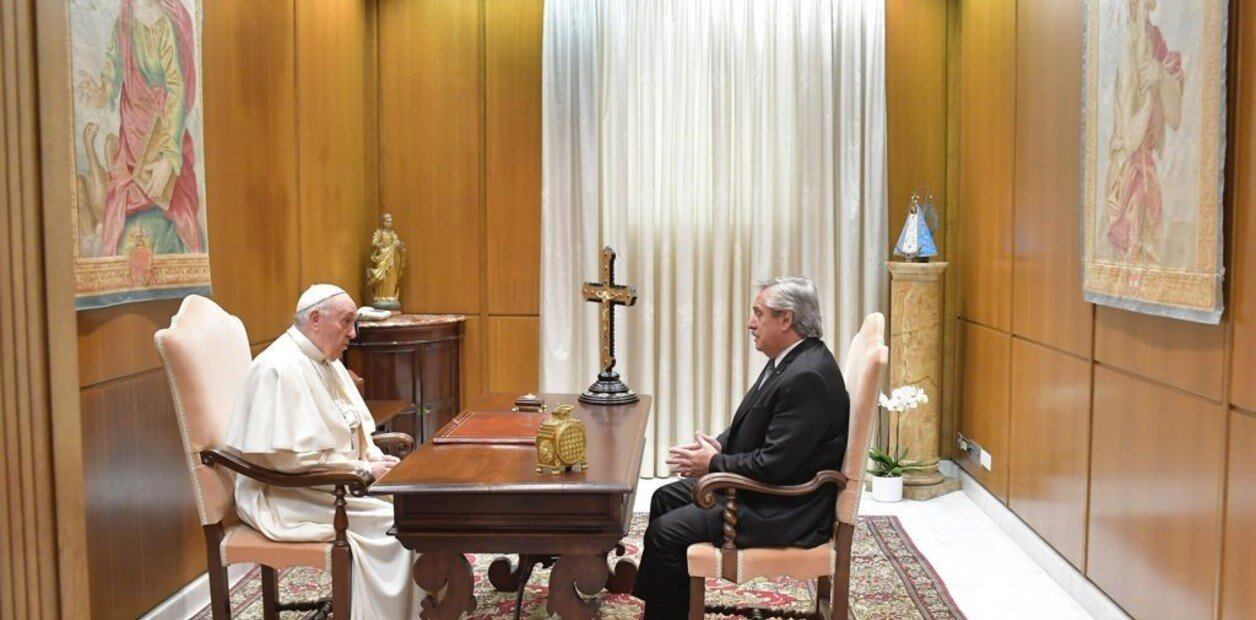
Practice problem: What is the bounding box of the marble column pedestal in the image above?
[887,261,958,500]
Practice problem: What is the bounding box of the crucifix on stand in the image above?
[579,246,639,405]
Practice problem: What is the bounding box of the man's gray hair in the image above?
[757,276,823,339]
[294,297,337,327]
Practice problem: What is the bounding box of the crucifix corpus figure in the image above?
[579,246,639,404]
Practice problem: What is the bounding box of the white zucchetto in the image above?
[295,284,348,314]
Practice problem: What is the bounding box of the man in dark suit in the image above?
[632,276,850,618]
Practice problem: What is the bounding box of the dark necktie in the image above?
[756,360,776,392]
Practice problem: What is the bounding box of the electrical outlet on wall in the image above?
[957,433,987,471]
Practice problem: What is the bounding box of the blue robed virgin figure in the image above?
[893,193,938,261]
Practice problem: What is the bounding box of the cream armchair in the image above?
[155,295,410,618]
[685,312,887,619]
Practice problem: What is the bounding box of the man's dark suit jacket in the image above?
[710,336,849,549]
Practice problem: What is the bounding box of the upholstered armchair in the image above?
[155,295,412,619]
[686,312,887,619]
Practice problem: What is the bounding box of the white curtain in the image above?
[541,0,887,477]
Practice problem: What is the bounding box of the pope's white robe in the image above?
[226,327,421,619]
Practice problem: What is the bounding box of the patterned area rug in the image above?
[193,515,963,619]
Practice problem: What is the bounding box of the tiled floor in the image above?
[635,477,1095,620]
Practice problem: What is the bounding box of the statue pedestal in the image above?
[886,261,957,499]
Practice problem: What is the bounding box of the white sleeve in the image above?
[249,448,370,474]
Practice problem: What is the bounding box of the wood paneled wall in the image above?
[887,0,955,452]
[956,0,1015,332]
[75,1,377,616]
[954,0,1255,617]
[378,0,543,404]
[886,0,949,255]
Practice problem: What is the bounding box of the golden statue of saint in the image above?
[366,213,406,310]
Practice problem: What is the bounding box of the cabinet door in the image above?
[419,340,461,434]
[345,347,423,440]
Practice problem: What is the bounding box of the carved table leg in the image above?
[547,554,610,620]
[414,552,476,620]
[488,556,525,592]
[604,545,638,594]
[488,554,556,591]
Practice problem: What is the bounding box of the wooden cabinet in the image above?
[344,314,465,443]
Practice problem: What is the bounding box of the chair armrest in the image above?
[373,432,415,458]
[200,447,374,497]
[692,470,847,508]
[694,470,848,558]
[366,399,415,427]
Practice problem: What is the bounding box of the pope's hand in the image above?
[368,459,396,479]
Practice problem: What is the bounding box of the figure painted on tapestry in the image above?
[1102,0,1184,266]
[366,213,406,310]
[75,0,206,259]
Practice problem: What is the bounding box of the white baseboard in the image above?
[953,466,1130,620]
[140,563,255,620]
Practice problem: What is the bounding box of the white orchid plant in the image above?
[868,385,930,478]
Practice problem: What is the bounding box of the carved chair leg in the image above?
[331,484,354,619]
[203,525,232,620]
[688,577,706,619]
[830,522,855,620]
[331,545,353,619]
[261,566,280,620]
[206,563,231,620]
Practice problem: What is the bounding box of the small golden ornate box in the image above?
[535,404,587,475]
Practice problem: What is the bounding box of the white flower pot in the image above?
[870,474,904,503]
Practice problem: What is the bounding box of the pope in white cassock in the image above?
[225,284,422,618]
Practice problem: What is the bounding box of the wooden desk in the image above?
[371,393,652,619]
[365,399,416,428]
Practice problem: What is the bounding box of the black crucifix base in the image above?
[579,369,638,405]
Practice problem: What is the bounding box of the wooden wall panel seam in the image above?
[479,0,490,402]
[292,0,303,297]
[1092,360,1228,407]
[956,315,1010,337]
[1215,391,1234,618]
[1216,0,1243,612]
[1011,334,1090,365]
[1082,359,1095,573]
[1221,409,1256,619]
[1004,0,1015,331]
[1235,405,1256,418]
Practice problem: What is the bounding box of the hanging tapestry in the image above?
[70,0,210,310]
[1082,0,1227,323]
